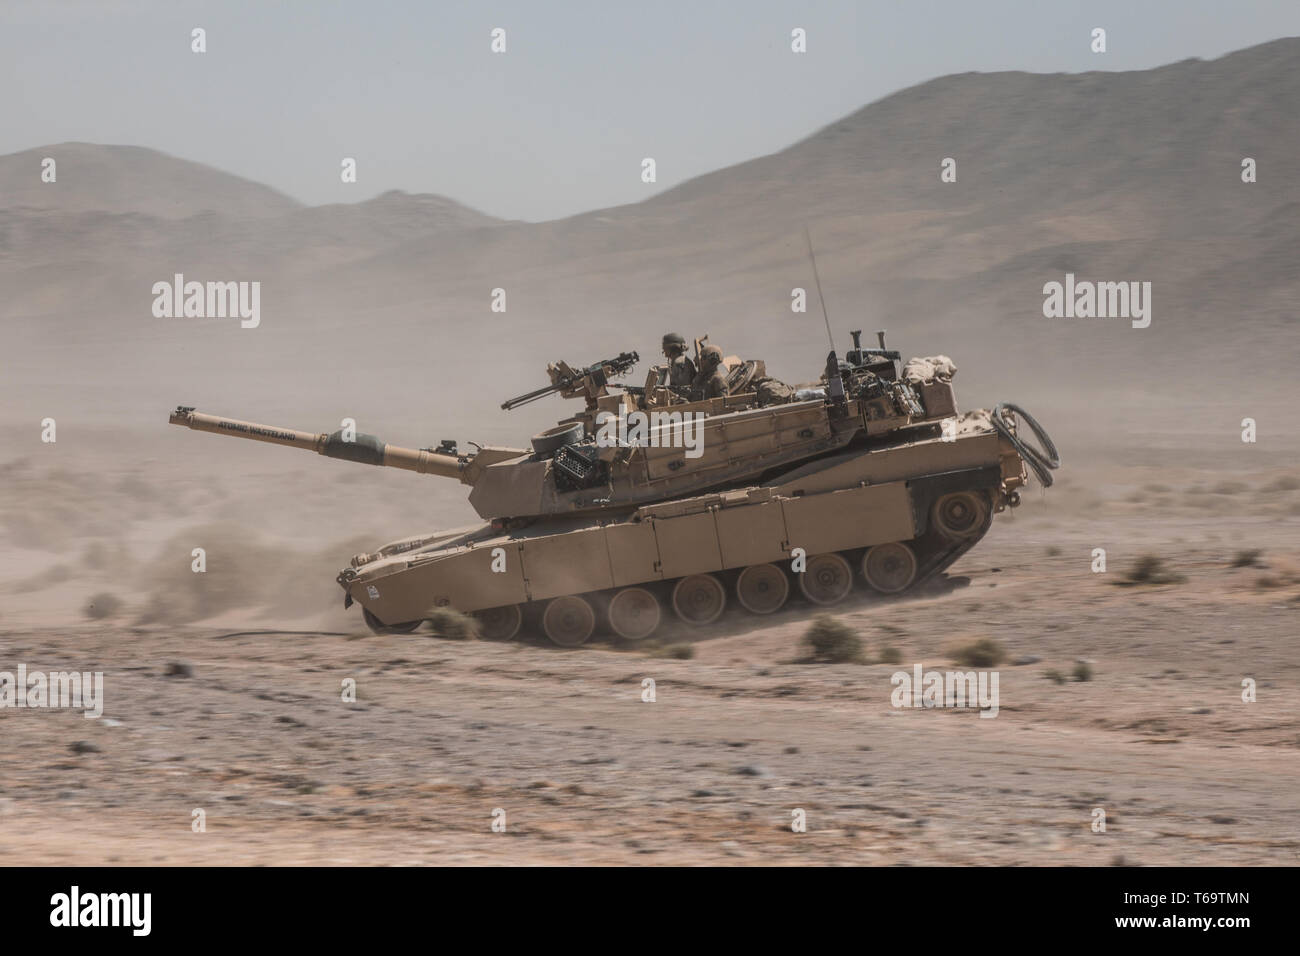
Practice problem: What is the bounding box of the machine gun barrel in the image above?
[167,406,469,481]
[500,351,639,411]
[499,383,562,411]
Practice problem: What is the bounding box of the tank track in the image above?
[907,496,997,589]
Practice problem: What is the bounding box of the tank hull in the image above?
[342,411,1026,641]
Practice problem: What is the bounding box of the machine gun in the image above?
[846,329,902,367]
[500,351,640,411]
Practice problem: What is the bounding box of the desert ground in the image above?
[2,421,1298,866]
[3,39,1299,866]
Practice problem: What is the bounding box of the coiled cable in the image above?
[992,403,1061,488]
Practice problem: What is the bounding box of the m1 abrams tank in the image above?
[167,331,1058,646]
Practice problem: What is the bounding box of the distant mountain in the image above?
[1,39,1297,439]
[285,189,503,243]
[0,142,301,219]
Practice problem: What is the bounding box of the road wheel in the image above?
[932,491,989,539]
[735,563,789,614]
[607,587,661,641]
[671,574,727,625]
[474,604,522,641]
[798,553,854,605]
[862,542,918,593]
[362,607,421,634]
[542,595,596,647]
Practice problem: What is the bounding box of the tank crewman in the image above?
[691,345,730,400]
[662,332,697,390]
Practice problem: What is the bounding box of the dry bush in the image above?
[1119,554,1185,586]
[1211,481,1248,495]
[803,615,865,663]
[425,608,479,640]
[83,592,123,619]
[1261,475,1299,493]
[647,641,694,659]
[950,637,1005,668]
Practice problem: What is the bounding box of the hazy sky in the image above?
[4,0,1298,221]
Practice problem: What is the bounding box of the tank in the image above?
[167,331,1059,646]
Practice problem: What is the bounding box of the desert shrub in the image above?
[951,637,1005,668]
[1231,549,1263,568]
[1262,475,1300,493]
[83,592,123,620]
[1044,669,1067,685]
[1211,481,1248,495]
[876,645,903,665]
[1121,555,1185,585]
[648,641,694,659]
[1072,661,1094,682]
[425,608,479,640]
[803,615,865,663]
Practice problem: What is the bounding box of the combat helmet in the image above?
[662,332,687,355]
[699,344,724,369]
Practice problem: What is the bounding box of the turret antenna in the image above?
[804,226,835,350]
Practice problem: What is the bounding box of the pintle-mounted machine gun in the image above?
[500,351,640,411]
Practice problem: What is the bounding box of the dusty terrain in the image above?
[2,431,1298,865]
[3,40,1299,865]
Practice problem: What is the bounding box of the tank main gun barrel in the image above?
[167,406,468,481]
